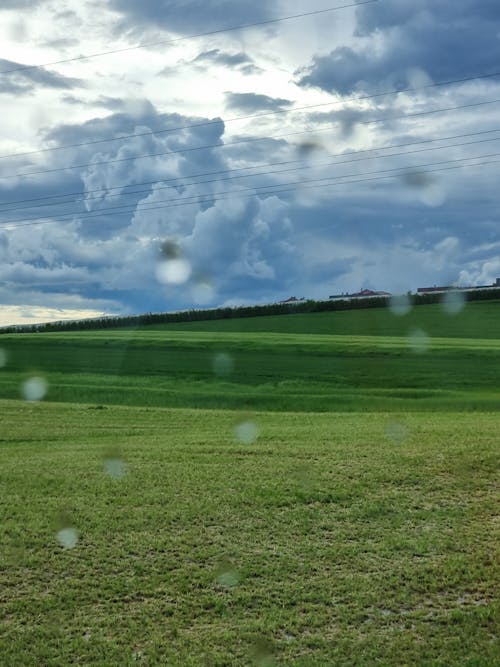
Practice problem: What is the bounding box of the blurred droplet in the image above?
[0,348,7,368]
[156,239,192,285]
[191,279,215,305]
[216,558,240,589]
[402,171,446,207]
[407,67,433,90]
[56,527,78,550]
[407,328,430,354]
[402,171,433,188]
[104,457,126,480]
[420,183,446,208]
[234,421,259,444]
[441,290,465,315]
[21,376,48,401]
[389,294,412,316]
[251,639,276,667]
[296,139,324,162]
[155,258,192,285]
[293,463,315,491]
[159,240,182,260]
[386,421,408,444]
[213,352,234,377]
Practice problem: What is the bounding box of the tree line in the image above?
[2,288,499,334]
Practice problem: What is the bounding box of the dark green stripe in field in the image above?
[0,301,499,411]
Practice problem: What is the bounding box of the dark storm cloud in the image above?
[0,58,81,95]
[109,0,275,35]
[297,1,500,95]
[225,92,293,114]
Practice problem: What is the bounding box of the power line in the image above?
[2,152,498,230]
[3,157,499,232]
[2,97,499,182]
[0,0,379,76]
[3,133,500,224]
[2,127,499,212]
[2,69,500,161]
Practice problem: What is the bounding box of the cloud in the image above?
[0,0,45,8]
[0,58,81,95]
[1,101,298,314]
[192,49,262,75]
[225,92,292,114]
[160,48,262,78]
[109,0,275,35]
[297,1,500,95]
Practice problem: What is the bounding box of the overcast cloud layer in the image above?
[0,0,499,325]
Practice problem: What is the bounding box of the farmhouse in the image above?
[329,288,392,300]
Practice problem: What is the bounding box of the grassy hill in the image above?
[1,300,498,665]
[0,300,499,411]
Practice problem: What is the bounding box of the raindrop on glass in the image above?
[21,376,48,401]
[156,240,192,285]
[251,639,276,667]
[104,457,126,480]
[389,294,412,317]
[155,258,192,285]
[56,527,78,550]
[386,421,408,444]
[234,421,259,445]
[441,290,465,315]
[407,328,430,354]
[192,281,214,305]
[216,559,240,589]
[213,352,234,377]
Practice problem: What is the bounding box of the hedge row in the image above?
[2,288,499,334]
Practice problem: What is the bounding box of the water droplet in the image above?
[56,527,78,550]
[386,421,408,444]
[104,457,126,480]
[216,559,240,589]
[191,279,215,305]
[155,258,192,285]
[251,639,276,666]
[402,171,445,207]
[407,328,430,354]
[213,352,234,377]
[234,421,259,444]
[21,376,48,401]
[441,290,465,315]
[389,294,412,316]
[0,348,7,368]
[402,171,433,188]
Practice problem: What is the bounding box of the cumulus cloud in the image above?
[0,100,299,314]
[297,1,500,95]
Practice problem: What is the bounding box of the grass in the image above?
[0,301,499,664]
[1,301,500,412]
[0,402,498,665]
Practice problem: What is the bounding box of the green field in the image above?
[0,302,499,665]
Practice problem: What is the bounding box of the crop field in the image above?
[0,301,499,665]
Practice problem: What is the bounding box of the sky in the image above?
[0,0,499,325]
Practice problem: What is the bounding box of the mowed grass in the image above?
[0,401,498,666]
[1,300,500,412]
[0,302,499,664]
